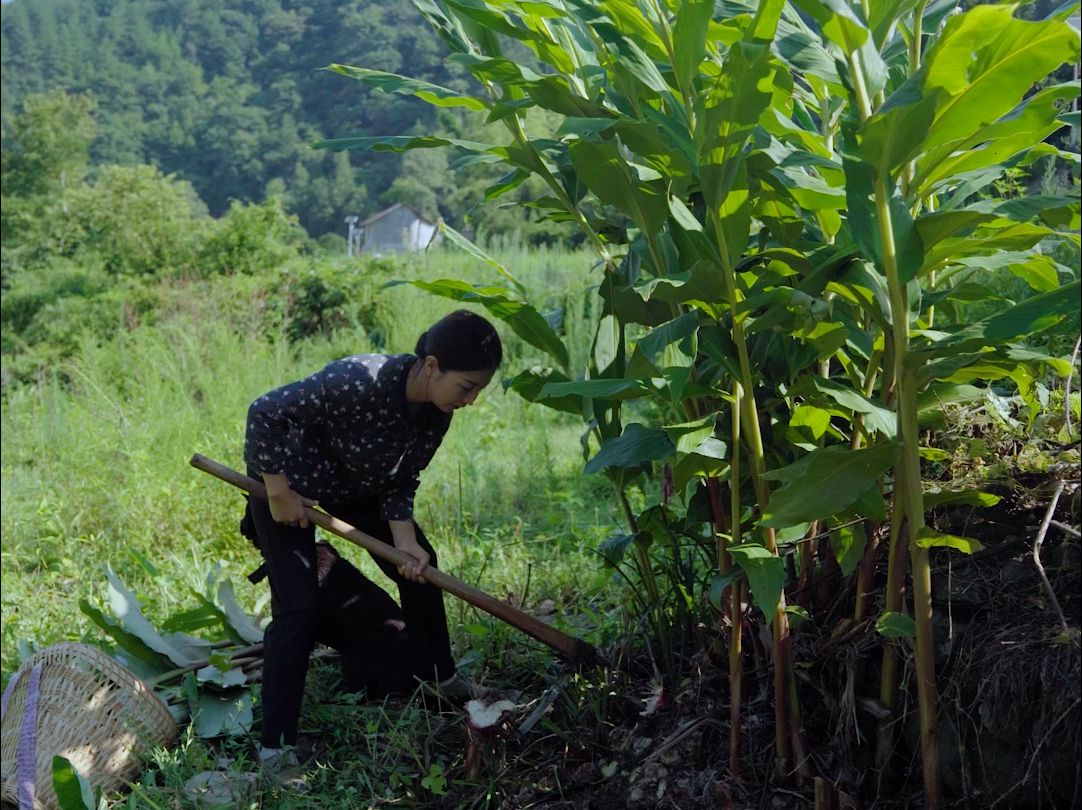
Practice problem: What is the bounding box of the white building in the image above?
[348,203,438,256]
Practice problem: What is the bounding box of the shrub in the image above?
[51,165,207,276]
[197,196,305,276]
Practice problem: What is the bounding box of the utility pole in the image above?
[345,215,360,258]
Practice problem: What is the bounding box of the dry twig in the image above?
[1032,481,1070,634]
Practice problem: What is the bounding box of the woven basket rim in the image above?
[1,641,179,807]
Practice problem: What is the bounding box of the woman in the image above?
[243,309,502,766]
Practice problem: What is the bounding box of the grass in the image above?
[0,246,632,806]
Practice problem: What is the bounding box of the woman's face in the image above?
[425,358,495,413]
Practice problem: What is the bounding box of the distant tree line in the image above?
[0,0,569,242]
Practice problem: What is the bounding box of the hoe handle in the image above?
[190,454,598,667]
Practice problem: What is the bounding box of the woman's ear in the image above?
[423,355,441,375]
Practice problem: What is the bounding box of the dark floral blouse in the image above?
[244,353,451,521]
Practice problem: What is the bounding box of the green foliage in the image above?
[0,0,564,238]
[52,164,207,276]
[51,756,99,810]
[198,197,304,276]
[334,13,1081,786]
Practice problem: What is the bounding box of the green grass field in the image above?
[0,244,631,804]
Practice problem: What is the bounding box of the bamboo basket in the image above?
[1,643,177,810]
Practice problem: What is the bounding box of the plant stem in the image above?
[848,40,940,805]
[709,216,796,774]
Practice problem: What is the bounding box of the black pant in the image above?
[246,492,455,748]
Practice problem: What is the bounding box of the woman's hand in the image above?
[263,473,316,528]
[389,520,430,583]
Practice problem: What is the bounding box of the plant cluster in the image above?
[329,1,1081,804]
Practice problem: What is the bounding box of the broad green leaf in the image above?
[790,376,896,438]
[946,253,1063,294]
[104,566,209,666]
[769,165,846,211]
[761,443,901,527]
[728,543,787,625]
[831,523,867,577]
[924,489,1002,509]
[785,604,811,629]
[52,756,95,810]
[638,260,726,317]
[215,579,264,644]
[914,527,984,554]
[786,404,831,448]
[876,611,916,638]
[540,378,650,401]
[485,168,531,201]
[852,485,888,522]
[636,311,700,369]
[193,690,254,739]
[394,278,569,369]
[911,281,1081,362]
[916,82,1081,195]
[922,225,1056,274]
[79,600,169,670]
[436,222,527,295]
[196,665,248,688]
[584,423,675,474]
[708,569,745,610]
[504,366,583,415]
[673,439,729,494]
[842,142,924,283]
[673,0,715,92]
[599,533,638,566]
[772,12,841,84]
[792,0,869,52]
[701,41,778,257]
[327,65,489,110]
[315,135,494,154]
[919,7,1081,155]
[569,138,668,240]
[858,77,942,176]
[775,522,813,545]
[916,383,984,426]
[662,415,717,453]
[744,0,785,43]
[160,603,222,636]
[916,195,1081,250]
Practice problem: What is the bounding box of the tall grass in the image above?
[0,246,613,676]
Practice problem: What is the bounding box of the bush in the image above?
[198,197,305,276]
[0,259,111,339]
[272,258,393,345]
[51,165,207,276]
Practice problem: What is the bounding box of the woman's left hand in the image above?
[389,520,430,583]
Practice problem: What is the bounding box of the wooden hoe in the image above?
[191,454,599,667]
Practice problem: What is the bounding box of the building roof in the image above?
[358,203,435,228]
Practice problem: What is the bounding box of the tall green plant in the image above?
[322,0,1081,802]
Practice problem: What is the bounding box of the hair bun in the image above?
[414,331,429,355]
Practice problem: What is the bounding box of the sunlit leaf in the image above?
[924,489,1002,509]
[876,611,916,638]
[761,443,900,527]
[831,523,866,577]
[391,278,568,369]
[326,64,489,110]
[914,527,984,554]
[52,756,96,810]
[729,543,786,624]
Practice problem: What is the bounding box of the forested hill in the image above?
[0,0,468,236]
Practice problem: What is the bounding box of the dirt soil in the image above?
[464,476,1081,810]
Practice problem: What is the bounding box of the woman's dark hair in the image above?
[414,310,502,372]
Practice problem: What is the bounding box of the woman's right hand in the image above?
[263,473,316,528]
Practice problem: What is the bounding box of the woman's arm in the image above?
[389,519,429,583]
[263,472,313,528]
